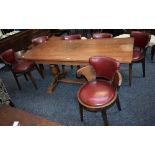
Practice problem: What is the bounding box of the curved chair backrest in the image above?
[0,49,16,65]
[130,31,150,49]
[89,56,120,81]
[92,33,113,39]
[63,34,81,40]
[32,36,49,46]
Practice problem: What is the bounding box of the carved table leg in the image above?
[47,65,60,94]
[47,64,67,94]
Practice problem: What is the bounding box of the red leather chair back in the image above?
[63,34,81,40]
[130,31,150,49]
[0,49,16,65]
[89,56,120,80]
[32,36,49,46]
[93,33,113,39]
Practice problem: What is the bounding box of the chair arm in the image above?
[76,65,96,82]
[112,71,122,90]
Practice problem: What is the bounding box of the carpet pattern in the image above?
[0,48,155,126]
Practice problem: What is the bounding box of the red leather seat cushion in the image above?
[12,61,35,73]
[78,81,116,107]
[132,50,144,61]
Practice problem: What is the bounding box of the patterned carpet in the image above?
[0,48,155,126]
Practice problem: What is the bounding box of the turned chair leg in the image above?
[27,72,38,89]
[24,74,28,81]
[101,110,108,126]
[71,65,73,69]
[129,63,132,87]
[12,72,21,90]
[79,104,83,122]
[77,65,80,69]
[142,59,145,77]
[116,95,121,111]
[35,64,44,79]
[39,64,44,78]
[9,100,15,107]
[62,65,65,72]
[151,45,155,61]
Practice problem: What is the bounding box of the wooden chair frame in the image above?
[129,32,151,86]
[9,63,43,90]
[0,51,43,90]
[76,65,122,125]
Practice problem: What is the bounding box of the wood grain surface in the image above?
[22,36,134,65]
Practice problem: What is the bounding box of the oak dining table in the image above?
[21,36,134,94]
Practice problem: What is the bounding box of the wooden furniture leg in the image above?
[9,100,15,107]
[12,72,21,90]
[62,65,65,72]
[151,45,155,61]
[116,96,121,111]
[47,65,67,94]
[142,58,145,77]
[48,64,87,94]
[47,65,60,94]
[27,72,38,89]
[79,104,83,122]
[101,110,108,126]
[35,64,44,79]
[24,74,28,81]
[129,63,132,87]
[39,64,44,78]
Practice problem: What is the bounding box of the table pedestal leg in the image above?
[47,65,67,94]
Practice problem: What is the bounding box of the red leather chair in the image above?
[77,56,122,125]
[129,31,150,85]
[92,33,113,39]
[63,34,81,40]
[32,36,49,46]
[0,49,43,90]
[62,34,82,71]
[31,36,49,77]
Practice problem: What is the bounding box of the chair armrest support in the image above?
[112,71,122,90]
[76,65,96,82]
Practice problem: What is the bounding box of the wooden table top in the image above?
[0,105,61,126]
[22,36,134,65]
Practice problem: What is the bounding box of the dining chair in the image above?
[31,36,49,77]
[0,49,43,90]
[62,34,82,71]
[63,34,81,40]
[31,36,49,46]
[92,33,113,39]
[76,56,122,125]
[129,31,150,86]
